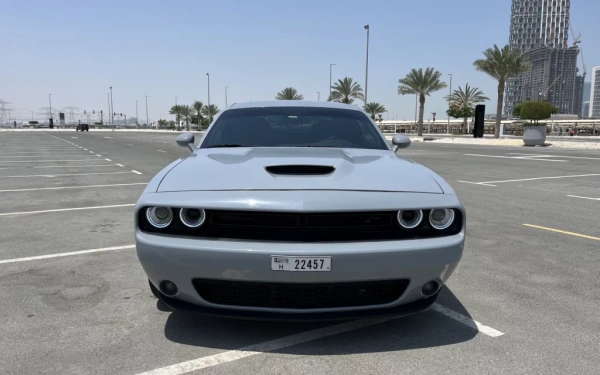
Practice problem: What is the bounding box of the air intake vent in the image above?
[265,165,335,176]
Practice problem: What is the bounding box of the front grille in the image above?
[138,209,463,242]
[192,279,410,309]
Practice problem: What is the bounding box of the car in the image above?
[76,123,89,131]
[134,100,465,321]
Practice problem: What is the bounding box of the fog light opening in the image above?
[422,280,441,297]
[160,280,178,296]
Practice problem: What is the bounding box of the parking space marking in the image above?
[463,154,567,162]
[157,150,167,153]
[0,171,136,179]
[567,195,600,201]
[0,245,135,265]
[0,182,147,193]
[132,170,143,174]
[116,163,124,167]
[96,154,102,157]
[508,153,600,161]
[135,303,503,375]
[30,164,119,169]
[431,303,504,337]
[0,159,111,163]
[0,203,135,217]
[523,224,600,241]
[459,173,600,187]
[0,155,98,158]
[105,158,112,161]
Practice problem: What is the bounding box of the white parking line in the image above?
[105,158,112,161]
[0,159,110,163]
[463,154,567,162]
[0,155,97,158]
[116,163,124,167]
[509,153,600,161]
[31,164,118,169]
[132,170,142,174]
[135,303,503,375]
[567,195,600,201]
[89,151,94,153]
[157,150,167,153]
[0,204,135,216]
[0,171,137,179]
[459,173,600,187]
[0,182,147,193]
[96,154,102,157]
[0,245,135,265]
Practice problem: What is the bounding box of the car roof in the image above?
[228,100,363,111]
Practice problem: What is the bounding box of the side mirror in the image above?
[176,132,196,151]
[391,134,411,151]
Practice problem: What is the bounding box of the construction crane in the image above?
[570,25,586,79]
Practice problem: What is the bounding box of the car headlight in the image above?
[429,208,455,230]
[146,206,173,228]
[397,210,423,229]
[179,208,206,228]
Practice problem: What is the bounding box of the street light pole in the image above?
[225,86,229,107]
[364,25,370,105]
[107,93,111,127]
[206,73,211,123]
[317,92,320,101]
[109,87,114,132]
[447,74,452,134]
[329,63,336,101]
[135,100,138,126]
[175,97,178,129]
[48,94,52,126]
[145,95,149,129]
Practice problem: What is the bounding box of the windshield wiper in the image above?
[205,144,249,148]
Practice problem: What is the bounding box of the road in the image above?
[1,131,599,375]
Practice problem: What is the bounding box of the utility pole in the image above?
[329,63,336,100]
[206,73,211,123]
[48,94,53,126]
[135,100,138,126]
[364,25,370,105]
[447,74,452,134]
[145,95,149,129]
[107,93,111,127]
[109,87,114,131]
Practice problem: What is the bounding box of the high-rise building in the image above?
[505,0,584,117]
[590,67,600,118]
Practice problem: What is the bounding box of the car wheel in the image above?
[149,279,160,298]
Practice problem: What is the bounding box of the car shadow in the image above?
[162,287,478,355]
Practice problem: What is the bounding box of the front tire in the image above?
[149,279,160,298]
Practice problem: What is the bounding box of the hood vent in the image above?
[265,165,335,176]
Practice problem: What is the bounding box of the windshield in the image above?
[200,106,388,150]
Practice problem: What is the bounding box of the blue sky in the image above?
[3,0,599,123]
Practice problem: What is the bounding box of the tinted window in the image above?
[200,107,388,150]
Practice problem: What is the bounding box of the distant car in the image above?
[76,124,89,131]
[135,100,466,321]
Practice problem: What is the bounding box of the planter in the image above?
[522,125,547,146]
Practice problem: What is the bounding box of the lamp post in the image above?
[206,73,211,123]
[48,94,53,127]
[109,87,114,131]
[175,97,178,129]
[329,63,336,100]
[135,100,139,127]
[317,91,320,101]
[145,95,149,129]
[364,25,370,105]
[447,74,452,134]
[225,86,229,107]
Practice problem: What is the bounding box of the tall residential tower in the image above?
[590,67,600,118]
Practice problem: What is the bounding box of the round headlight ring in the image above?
[397,209,424,229]
[146,206,173,228]
[429,208,455,230]
[179,208,206,228]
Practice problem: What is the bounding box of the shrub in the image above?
[515,101,558,123]
[29,121,38,125]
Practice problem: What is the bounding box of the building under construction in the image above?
[505,0,586,117]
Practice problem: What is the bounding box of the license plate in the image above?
[271,256,331,272]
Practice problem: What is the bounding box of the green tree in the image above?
[329,77,364,104]
[363,102,387,120]
[156,119,168,127]
[276,87,304,100]
[445,84,489,132]
[518,101,559,124]
[169,105,184,129]
[397,68,447,136]
[473,44,532,138]
[201,104,220,123]
[192,101,204,127]
[179,105,193,131]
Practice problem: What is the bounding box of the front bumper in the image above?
[136,230,464,320]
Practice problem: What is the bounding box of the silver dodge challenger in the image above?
[135,100,465,320]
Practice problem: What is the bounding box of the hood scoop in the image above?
[265,165,335,176]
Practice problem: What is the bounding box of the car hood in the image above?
[156,147,444,194]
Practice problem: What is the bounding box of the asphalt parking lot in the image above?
[1,130,599,375]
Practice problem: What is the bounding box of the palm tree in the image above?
[276,87,304,100]
[192,101,204,128]
[201,104,220,123]
[445,84,490,132]
[397,68,447,136]
[179,105,193,131]
[329,77,364,104]
[169,105,184,130]
[363,102,387,120]
[473,44,532,138]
